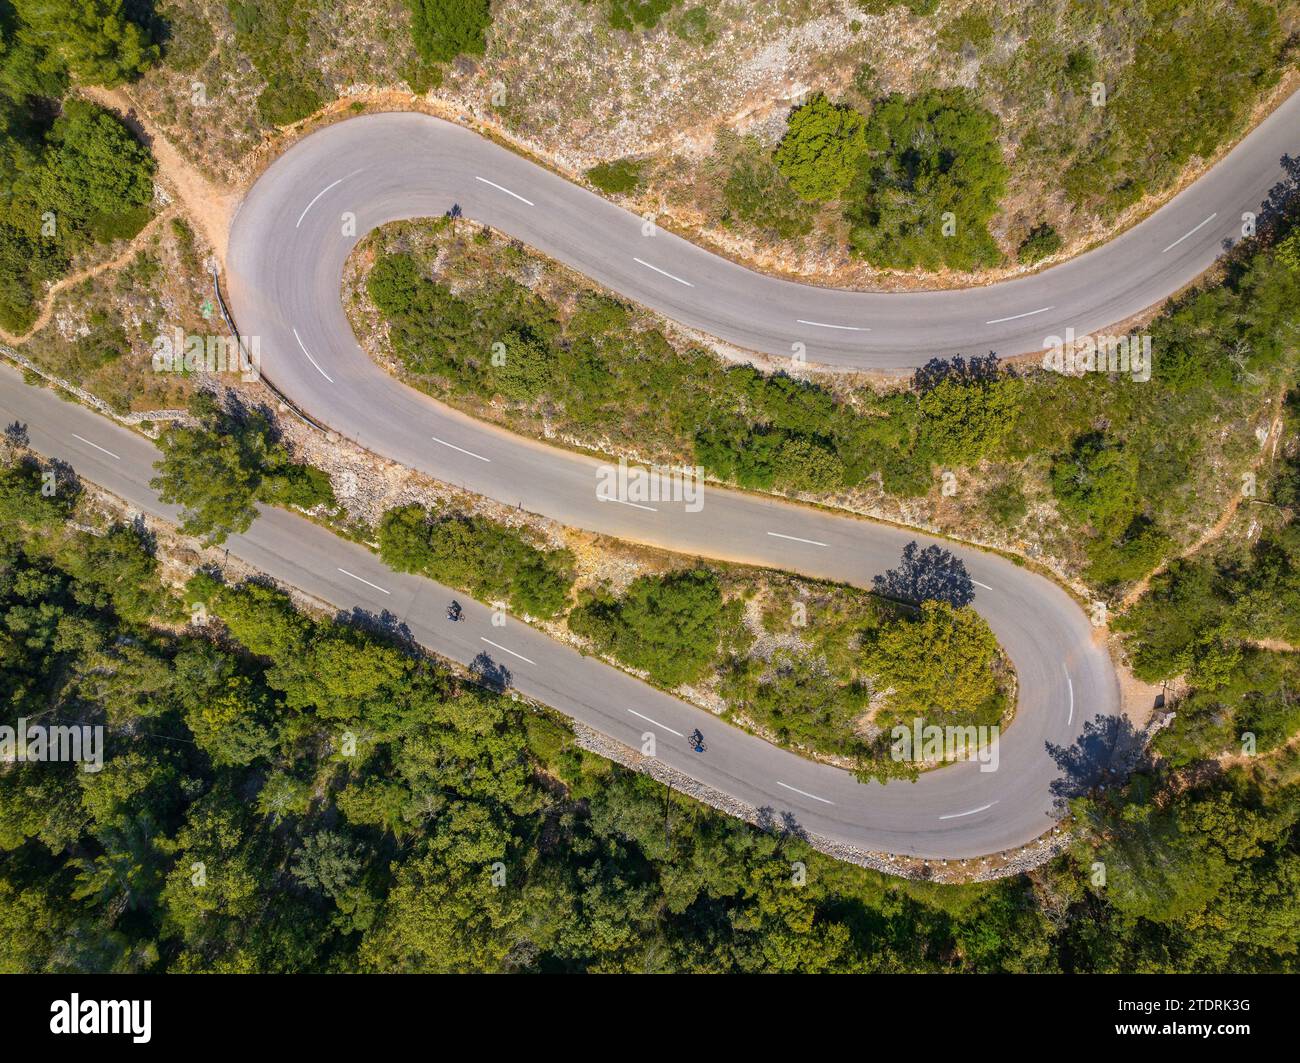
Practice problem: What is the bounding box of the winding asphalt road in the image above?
[13,98,1295,858]
[2,361,1110,860]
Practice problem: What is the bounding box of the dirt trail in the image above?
[0,207,176,345]
[79,85,239,264]
[1120,395,1291,609]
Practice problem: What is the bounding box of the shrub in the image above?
[569,567,723,687]
[862,600,1002,719]
[586,159,643,196]
[378,505,574,618]
[721,136,814,240]
[1017,223,1062,265]
[407,0,492,64]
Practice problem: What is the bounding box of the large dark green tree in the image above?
[846,89,1007,271]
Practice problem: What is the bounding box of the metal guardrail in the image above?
[210,267,334,436]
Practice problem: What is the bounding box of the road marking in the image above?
[597,493,658,512]
[480,637,535,665]
[627,708,684,737]
[336,568,390,595]
[796,318,870,332]
[70,434,120,460]
[767,531,828,547]
[985,306,1054,325]
[432,436,491,462]
[1162,212,1218,254]
[972,580,993,591]
[1065,666,1074,726]
[939,801,997,820]
[296,176,347,228]
[633,257,694,287]
[475,176,535,206]
[776,781,835,806]
[292,328,334,383]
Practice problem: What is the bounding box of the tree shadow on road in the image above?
[1047,712,1150,812]
[470,651,513,692]
[872,541,975,608]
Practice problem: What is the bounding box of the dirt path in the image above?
[1120,394,1292,609]
[79,85,239,264]
[0,207,176,345]
[1,86,242,346]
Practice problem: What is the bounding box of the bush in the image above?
[407,0,492,64]
[1062,1,1282,214]
[721,135,814,240]
[602,0,680,31]
[12,0,157,86]
[862,600,1002,720]
[159,6,215,74]
[378,505,574,618]
[981,478,1028,527]
[1050,433,1139,535]
[229,1,330,127]
[586,159,643,196]
[0,60,154,327]
[917,364,1023,466]
[569,567,723,687]
[152,392,334,544]
[1017,223,1062,265]
[255,71,325,126]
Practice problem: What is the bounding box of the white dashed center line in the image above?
[633,258,694,287]
[1064,665,1074,726]
[71,434,121,460]
[767,531,828,547]
[627,708,684,737]
[985,306,1054,325]
[479,637,535,665]
[432,436,491,462]
[336,568,390,595]
[597,493,658,512]
[1161,212,1218,254]
[776,781,835,806]
[972,580,993,591]
[296,176,346,228]
[292,328,334,383]
[475,176,535,206]
[939,801,997,821]
[796,319,871,332]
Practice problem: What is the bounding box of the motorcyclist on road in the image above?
[447,600,462,622]
[690,728,705,752]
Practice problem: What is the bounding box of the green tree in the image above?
[360,803,524,972]
[846,89,1007,271]
[152,392,332,544]
[863,600,1000,718]
[13,0,156,86]
[570,567,724,687]
[773,93,868,202]
[407,0,492,64]
[1050,433,1138,534]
